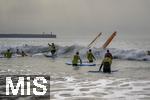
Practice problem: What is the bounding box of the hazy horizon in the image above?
[0,0,150,36]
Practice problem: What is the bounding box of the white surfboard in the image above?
[44,52,57,57]
[66,61,96,66]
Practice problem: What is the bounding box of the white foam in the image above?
[50,76,150,100]
[0,44,150,61]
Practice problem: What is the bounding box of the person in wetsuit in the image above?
[48,43,56,56]
[99,50,113,73]
[105,49,113,59]
[72,52,82,66]
[99,56,112,73]
[21,51,27,57]
[4,49,12,58]
[87,49,96,63]
[16,49,21,55]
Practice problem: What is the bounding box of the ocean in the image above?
[0,33,150,100]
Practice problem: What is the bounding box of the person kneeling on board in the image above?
[72,52,82,66]
[4,49,12,58]
[99,56,112,73]
[87,49,96,63]
[48,43,56,56]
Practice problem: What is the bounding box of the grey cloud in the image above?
[0,0,150,35]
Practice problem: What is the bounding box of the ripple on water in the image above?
[0,74,145,100]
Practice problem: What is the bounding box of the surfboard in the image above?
[88,70,118,73]
[66,61,96,66]
[0,56,4,58]
[102,31,117,49]
[0,54,23,58]
[88,32,102,48]
[44,52,57,57]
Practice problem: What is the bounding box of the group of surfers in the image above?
[2,43,113,73]
[46,43,113,73]
[2,43,56,58]
[72,49,113,73]
[3,49,27,58]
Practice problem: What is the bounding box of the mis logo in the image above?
[0,75,50,99]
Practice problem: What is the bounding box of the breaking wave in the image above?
[0,44,150,61]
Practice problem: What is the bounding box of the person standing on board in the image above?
[72,52,82,66]
[87,49,96,63]
[48,43,56,56]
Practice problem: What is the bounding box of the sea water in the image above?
[0,33,150,100]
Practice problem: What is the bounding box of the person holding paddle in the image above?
[99,50,113,73]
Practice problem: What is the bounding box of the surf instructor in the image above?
[105,49,113,59]
[99,56,112,73]
[99,50,113,73]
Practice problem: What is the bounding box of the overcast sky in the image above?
[0,0,150,36]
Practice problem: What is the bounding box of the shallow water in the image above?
[0,35,150,99]
[0,56,150,100]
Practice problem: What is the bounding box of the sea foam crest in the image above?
[0,44,150,61]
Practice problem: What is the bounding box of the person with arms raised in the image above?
[48,43,56,56]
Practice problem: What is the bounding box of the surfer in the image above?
[48,43,56,56]
[87,49,96,63]
[72,52,82,66]
[16,49,21,55]
[4,49,12,58]
[99,50,113,73]
[147,51,150,55]
[105,50,113,59]
[21,51,27,57]
[99,56,112,73]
